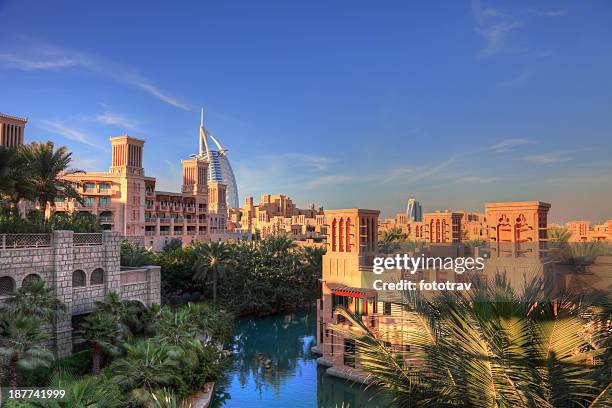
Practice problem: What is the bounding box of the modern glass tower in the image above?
[198,108,239,208]
[406,198,422,222]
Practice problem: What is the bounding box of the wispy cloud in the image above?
[520,150,576,164]
[0,39,190,111]
[453,176,497,184]
[260,153,332,171]
[470,1,567,57]
[531,9,567,18]
[471,0,521,57]
[95,111,139,131]
[383,158,455,184]
[70,156,105,171]
[303,175,355,189]
[489,138,537,153]
[497,71,532,88]
[36,120,106,151]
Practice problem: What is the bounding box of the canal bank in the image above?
[212,308,391,408]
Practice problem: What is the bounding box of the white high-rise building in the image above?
[197,108,239,209]
[406,198,422,222]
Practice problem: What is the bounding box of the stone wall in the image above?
[0,230,161,357]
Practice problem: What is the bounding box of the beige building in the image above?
[381,206,486,243]
[316,201,557,383]
[565,220,611,242]
[52,134,237,250]
[229,194,326,242]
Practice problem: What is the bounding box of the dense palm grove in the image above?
[0,278,233,407]
[122,236,325,316]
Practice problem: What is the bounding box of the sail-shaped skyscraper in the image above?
[197,108,239,208]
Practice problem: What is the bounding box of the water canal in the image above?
[212,308,391,408]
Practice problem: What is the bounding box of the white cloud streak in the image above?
[0,40,190,111]
[37,120,107,151]
[489,138,537,153]
[95,111,139,130]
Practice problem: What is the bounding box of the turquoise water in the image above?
[212,308,391,408]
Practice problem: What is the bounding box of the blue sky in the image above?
[1,0,611,222]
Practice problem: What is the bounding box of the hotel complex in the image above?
[228,194,327,243]
[315,200,610,382]
[3,111,245,250]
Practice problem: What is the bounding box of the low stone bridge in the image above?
[0,230,160,356]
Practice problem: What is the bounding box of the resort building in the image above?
[565,220,612,242]
[380,204,486,243]
[316,201,560,383]
[197,108,239,209]
[47,113,242,250]
[0,112,27,147]
[229,194,326,243]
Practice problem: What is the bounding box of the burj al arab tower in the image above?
[197,108,239,209]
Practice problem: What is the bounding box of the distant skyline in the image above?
[1,0,611,223]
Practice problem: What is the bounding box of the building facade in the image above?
[50,123,240,250]
[229,194,326,243]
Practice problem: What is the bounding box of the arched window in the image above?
[22,274,42,286]
[72,270,86,287]
[90,268,104,285]
[0,276,15,296]
[339,218,344,252]
[345,217,351,252]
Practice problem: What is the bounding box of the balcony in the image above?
[145,218,157,224]
[175,217,184,223]
[145,231,156,236]
[99,216,114,223]
[98,202,112,208]
[160,230,170,236]
[159,218,172,224]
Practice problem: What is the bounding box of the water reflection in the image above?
[213,309,390,408]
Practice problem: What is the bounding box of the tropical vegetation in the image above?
[334,276,611,408]
[0,142,101,233]
[122,235,325,316]
[0,278,233,407]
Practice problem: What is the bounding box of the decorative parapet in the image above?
[0,233,51,249]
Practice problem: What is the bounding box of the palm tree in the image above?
[94,291,143,339]
[149,388,192,408]
[379,227,407,254]
[548,227,573,248]
[3,277,67,323]
[0,146,19,210]
[0,146,35,217]
[333,276,606,407]
[31,370,125,407]
[0,314,54,387]
[21,141,83,215]
[120,239,153,267]
[75,311,123,374]
[185,302,233,346]
[193,241,231,304]
[110,339,182,404]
